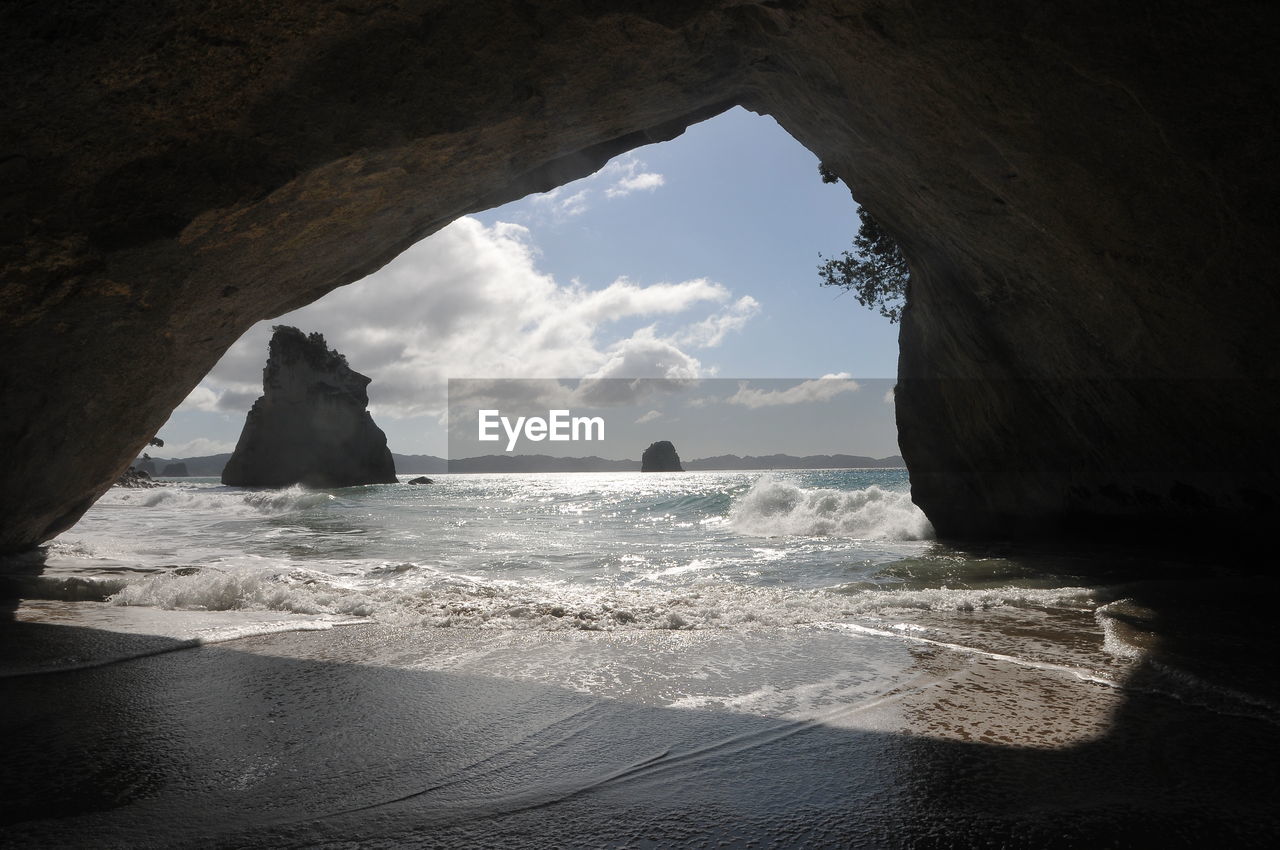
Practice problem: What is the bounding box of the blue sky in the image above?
[159,107,901,459]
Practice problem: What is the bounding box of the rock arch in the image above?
[3,1,1277,552]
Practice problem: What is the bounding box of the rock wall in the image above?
[221,327,396,488]
[2,1,1277,550]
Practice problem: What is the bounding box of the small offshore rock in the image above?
[641,440,684,472]
[407,476,434,485]
[115,467,160,488]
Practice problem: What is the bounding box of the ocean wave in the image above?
[1094,598,1155,660]
[646,491,736,516]
[107,564,1090,635]
[729,477,933,540]
[831,584,1096,613]
[123,485,337,516]
[110,568,379,617]
[1094,600,1280,724]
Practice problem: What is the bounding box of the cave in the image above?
[3,0,1278,553]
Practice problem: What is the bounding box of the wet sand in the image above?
[3,601,1279,848]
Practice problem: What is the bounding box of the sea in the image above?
[5,469,1279,845]
[11,467,1251,701]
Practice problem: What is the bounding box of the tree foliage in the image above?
[817,206,910,323]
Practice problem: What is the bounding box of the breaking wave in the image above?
[111,568,379,617]
[729,477,933,540]
[106,565,1087,634]
[121,485,337,516]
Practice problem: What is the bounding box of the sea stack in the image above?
[222,326,397,488]
[641,441,684,472]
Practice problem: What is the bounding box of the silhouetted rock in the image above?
[115,468,158,489]
[407,476,433,485]
[641,441,684,473]
[161,462,189,477]
[221,327,397,488]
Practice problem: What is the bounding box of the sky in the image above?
[158,106,901,459]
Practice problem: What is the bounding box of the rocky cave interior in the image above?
[2,0,1277,554]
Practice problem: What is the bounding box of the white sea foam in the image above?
[729,477,933,540]
[110,568,381,617]
[106,562,1094,636]
[126,485,336,515]
[833,585,1096,614]
[46,538,140,561]
[822,621,1122,687]
[1094,599,1153,660]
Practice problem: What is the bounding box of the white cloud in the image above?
[570,277,730,326]
[672,295,761,348]
[529,186,590,221]
[606,170,665,198]
[555,188,589,218]
[635,410,663,424]
[585,327,703,382]
[724,374,860,409]
[176,385,221,412]
[601,155,666,198]
[519,154,665,222]
[573,328,704,406]
[184,217,756,420]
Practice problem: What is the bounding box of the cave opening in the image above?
[5,4,1280,842]
[154,106,902,468]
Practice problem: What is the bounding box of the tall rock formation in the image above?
[641,441,684,472]
[221,327,396,488]
[2,2,1278,550]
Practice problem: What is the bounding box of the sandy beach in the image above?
[4,594,1278,848]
